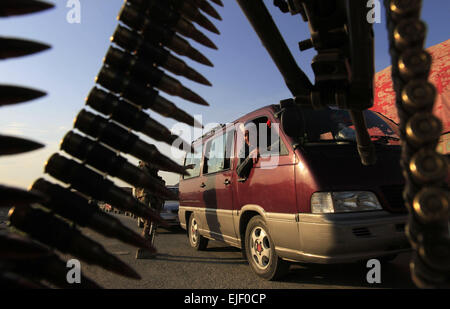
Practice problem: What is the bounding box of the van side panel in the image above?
[236,159,296,213]
[178,143,206,229]
[203,169,236,242]
[294,151,320,214]
[234,153,300,251]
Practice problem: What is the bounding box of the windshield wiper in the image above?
[370,135,400,143]
[305,139,356,144]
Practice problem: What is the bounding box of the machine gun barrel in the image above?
[236,0,312,98]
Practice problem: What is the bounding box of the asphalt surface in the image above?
[73,213,416,289]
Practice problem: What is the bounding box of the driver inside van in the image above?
[236,123,259,181]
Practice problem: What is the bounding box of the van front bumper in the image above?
[278,211,410,264]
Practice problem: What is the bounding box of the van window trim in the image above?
[202,127,235,176]
[237,114,291,161]
[182,143,204,180]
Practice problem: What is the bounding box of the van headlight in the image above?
[311,191,382,213]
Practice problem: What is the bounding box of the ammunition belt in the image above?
[2,0,448,289]
[1,0,222,288]
[384,0,449,288]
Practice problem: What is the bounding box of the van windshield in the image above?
[298,108,400,145]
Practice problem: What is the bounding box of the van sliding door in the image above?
[202,129,237,244]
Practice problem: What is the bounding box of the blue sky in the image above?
[0,0,449,187]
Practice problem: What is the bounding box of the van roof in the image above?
[192,104,280,145]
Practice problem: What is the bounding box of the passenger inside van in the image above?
[236,123,259,181]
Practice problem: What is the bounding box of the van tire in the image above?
[245,216,289,280]
[188,214,208,250]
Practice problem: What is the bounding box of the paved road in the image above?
[74,214,416,289]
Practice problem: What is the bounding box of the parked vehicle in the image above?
[160,186,180,227]
[179,102,411,280]
[137,186,180,228]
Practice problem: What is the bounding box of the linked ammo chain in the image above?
[384,0,449,288]
[1,0,222,288]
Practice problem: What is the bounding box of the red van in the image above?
[178,101,410,280]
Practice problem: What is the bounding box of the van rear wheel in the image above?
[245,216,289,280]
[188,214,208,250]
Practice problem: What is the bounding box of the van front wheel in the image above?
[188,214,208,250]
[245,216,289,280]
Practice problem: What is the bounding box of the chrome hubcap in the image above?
[249,226,271,270]
[190,218,199,245]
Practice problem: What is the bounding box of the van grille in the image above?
[352,227,372,238]
[380,185,407,213]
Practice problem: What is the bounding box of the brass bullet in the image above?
[389,0,421,21]
[0,85,46,106]
[103,47,210,106]
[398,49,432,80]
[413,187,449,223]
[0,184,47,208]
[405,113,442,148]
[74,110,189,175]
[409,149,448,184]
[418,237,450,273]
[209,0,224,7]
[124,1,217,49]
[0,0,54,17]
[2,254,102,289]
[30,178,157,249]
[8,205,142,279]
[44,153,168,227]
[401,80,436,112]
[0,37,51,60]
[0,272,47,289]
[116,9,214,67]
[127,0,220,36]
[171,0,221,34]
[59,132,178,200]
[127,0,220,34]
[0,135,44,156]
[110,25,212,82]
[394,19,426,50]
[410,252,447,289]
[190,7,220,34]
[0,231,52,259]
[85,87,196,151]
[189,0,222,20]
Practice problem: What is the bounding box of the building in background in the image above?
[371,39,449,154]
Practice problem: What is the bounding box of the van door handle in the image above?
[224,179,231,185]
[200,182,206,188]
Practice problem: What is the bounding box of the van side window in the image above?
[260,121,289,157]
[203,129,234,174]
[239,116,288,158]
[183,145,202,179]
[224,130,235,169]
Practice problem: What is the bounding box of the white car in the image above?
[159,200,180,227]
[137,200,180,228]
[137,187,180,228]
